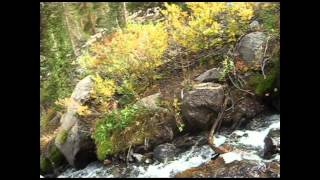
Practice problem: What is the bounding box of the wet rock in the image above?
[40,142,67,175]
[246,114,279,130]
[272,98,280,112]
[265,161,280,177]
[175,157,279,178]
[111,166,122,177]
[132,153,144,163]
[181,83,225,131]
[173,134,207,153]
[234,32,267,66]
[223,96,264,129]
[103,159,112,166]
[153,143,177,162]
[263,128,280,159]
[195,68,223,83]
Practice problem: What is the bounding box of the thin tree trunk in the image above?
[62,2,78,56]
[123,2,128,26]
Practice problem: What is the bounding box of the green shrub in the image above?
[255,3,280,34]
[162,2,255,51]
[93,104,148,160]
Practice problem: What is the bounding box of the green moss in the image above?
[56,129,69,145]
[48,145,64,167]
[248,59,279,96]
[40,155,53,174]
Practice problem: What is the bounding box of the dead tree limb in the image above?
[126,144,132,166]
[208,96,231,154]
[261,36,271,79]
[228,75,255,96]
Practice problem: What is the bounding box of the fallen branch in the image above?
[126,144,132,166]
[261,56,272,79]
[228,74,255,96]
[208,96,231,154]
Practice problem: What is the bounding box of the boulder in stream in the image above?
[181,83,225,131]
[153,143,177,162]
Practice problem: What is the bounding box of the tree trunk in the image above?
[62,2,78,56]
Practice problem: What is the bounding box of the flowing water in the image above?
[57,114,280,178]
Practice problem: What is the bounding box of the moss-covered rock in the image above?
[93,93,179,161]
[247,58,279,96]
[55,129,69,145]
[40,141,66,175]
[40,155,53,174]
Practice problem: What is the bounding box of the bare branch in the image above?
[261,35,271,79]
[208,96,231,154]
[228,74,255,96]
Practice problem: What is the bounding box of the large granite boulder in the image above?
[235,32,267,66]
[181,83,225,131]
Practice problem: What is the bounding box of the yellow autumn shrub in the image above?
[79,21,168,80]
[162,2,255,51]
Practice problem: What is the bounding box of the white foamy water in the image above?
[56,114,280,178]
[236,120,280,148]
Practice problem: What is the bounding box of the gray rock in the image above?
[70,76,93,103]
[181,83,225,131]
[223,96,264,129]
[235,32,267,66]
[55,76,97,169]
[136,93,163,111]
[263,127,280,159]
[249,20,260,31]
[195,68,223,82]
[153,143,176,162]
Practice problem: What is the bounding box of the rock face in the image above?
[222,91,265,129]
[55,76,97,169]
[181,83,225,131]
[235,32,267,66]
[263,127,280,159]
[153,143,177,162]
[195,68,223,83]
